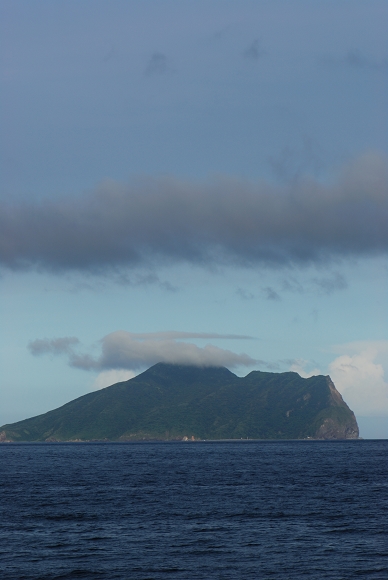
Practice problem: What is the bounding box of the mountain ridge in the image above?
[0,363,359,442]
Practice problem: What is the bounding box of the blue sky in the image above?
[1,0,387,438]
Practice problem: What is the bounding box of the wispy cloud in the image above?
[1,151,387,275]
[268,137,324,182]
[262,286,281,301]
[243,38,266,61]
[281,277,304,294]
[28,331,257,372]
[114,272,179,291]
[235,271,347,303]
[319,50,388,72]
[236,288,255,301]
[29,336,80,356]
[311,272,348,295]
[145,52,169,75]
[104,331,255,340]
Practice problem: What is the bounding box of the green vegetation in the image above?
[0,363,359,441]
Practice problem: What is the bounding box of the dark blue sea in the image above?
[0,441,387,579]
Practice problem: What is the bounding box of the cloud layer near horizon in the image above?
[2,152,387,274]
[328,341,388,416]
[28,331,257,371]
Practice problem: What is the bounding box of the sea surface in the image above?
[0,441,387,579]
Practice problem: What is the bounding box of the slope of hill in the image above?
[0,363,359,441]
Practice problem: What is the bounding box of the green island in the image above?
[0,363,359,442]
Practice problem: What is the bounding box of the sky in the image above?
[1,0,387,438]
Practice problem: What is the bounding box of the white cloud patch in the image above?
[91,369,137,391]
[287,344,388,416]
[73,331,257,371]
[288,359,322,378]
[328,342,388,416]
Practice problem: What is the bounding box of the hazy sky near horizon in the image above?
[1,0,387,438]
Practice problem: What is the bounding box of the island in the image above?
[0,363,359,442]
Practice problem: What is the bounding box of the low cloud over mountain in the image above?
[28,331,257,371]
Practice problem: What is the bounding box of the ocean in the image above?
[1,440,386,579]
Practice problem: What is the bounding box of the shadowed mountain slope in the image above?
[0,363,359,441]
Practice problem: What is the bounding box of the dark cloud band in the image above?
[2,151,387,273]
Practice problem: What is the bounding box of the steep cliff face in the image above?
[0,430,12,443]
[0,364,359,441]
[313,377,359,439]
[315,417,359,439]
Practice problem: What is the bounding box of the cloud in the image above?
[91,369,137,390]
[29,331,257,372]
[280,271,347,297]
[328,342,388,416]
[268,137,324,182]
[114,272,179,291]
[236,288,255,300]
[320,50,388,72]
[238,272,346,303]
[1,151,387,274]
[107,331,254,340]
[282,277,304,294]
[342,50,388,71]
[145,52,168,75]
[28,336,80,356]
[311,272,347,295]
[262,286,281,301]
[288,359,322,378]
[243,39,266,60]
[79,331,257,371]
